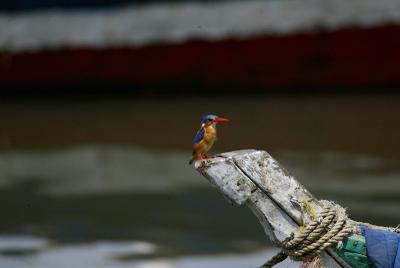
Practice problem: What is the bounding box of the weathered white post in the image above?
[194,149,354,268]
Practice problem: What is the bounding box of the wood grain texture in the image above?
[195,149,351,268]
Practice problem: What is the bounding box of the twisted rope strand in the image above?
[260,201,353,268]
[260,251,288,268]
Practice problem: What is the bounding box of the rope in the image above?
[260,201,354,268]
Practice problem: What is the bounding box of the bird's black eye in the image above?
[207,119,213,122]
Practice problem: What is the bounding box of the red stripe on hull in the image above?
[1,25,400,89]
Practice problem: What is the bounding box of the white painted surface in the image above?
[1,0,400,52]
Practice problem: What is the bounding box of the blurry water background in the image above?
[0,94,399,268]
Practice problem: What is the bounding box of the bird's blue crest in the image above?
[200,114,218,125]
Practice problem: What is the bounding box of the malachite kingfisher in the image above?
[189,114,229,165]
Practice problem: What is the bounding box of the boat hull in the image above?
[1,25,400,90]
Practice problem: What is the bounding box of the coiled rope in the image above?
[260,200,354,268]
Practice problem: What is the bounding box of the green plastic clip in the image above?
[332,234,374,268]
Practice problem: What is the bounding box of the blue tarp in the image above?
[360,225,400,268]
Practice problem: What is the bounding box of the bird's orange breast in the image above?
[193,125,217,155]
[203,125,217,143]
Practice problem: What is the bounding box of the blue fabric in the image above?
[192,128,204,145]
[360,225,400,268]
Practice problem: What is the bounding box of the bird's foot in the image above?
[200,155,216,160]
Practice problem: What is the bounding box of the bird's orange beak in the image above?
[214,117,229,123]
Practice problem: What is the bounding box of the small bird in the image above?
[189,114,229,165]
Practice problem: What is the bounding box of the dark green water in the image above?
[0,94,399,267]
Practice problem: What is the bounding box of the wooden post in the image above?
[195,149,353,268]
